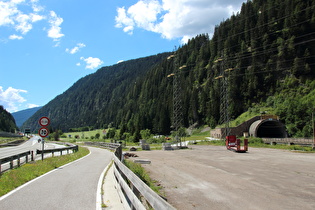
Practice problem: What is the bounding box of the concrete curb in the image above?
[100,160,125,210]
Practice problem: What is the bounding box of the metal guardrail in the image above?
[36,145,79,156]
[262,138,315,145]
[0,151,34,173]
[0,144,79,173]
[0,132,22,138]
[84,142,122,160]
[0,140,25,147]
[84,141,175,209]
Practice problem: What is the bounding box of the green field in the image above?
[61,129,108,142]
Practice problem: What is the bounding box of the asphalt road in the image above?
[0,136,42,159]
[0,146,112,210]
[131,145,315,210]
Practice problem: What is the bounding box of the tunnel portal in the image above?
[249,119,287,138]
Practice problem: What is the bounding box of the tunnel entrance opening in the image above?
[249,119,287,138]
[256,120,287,138]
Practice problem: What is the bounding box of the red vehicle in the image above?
[226,135,248,153]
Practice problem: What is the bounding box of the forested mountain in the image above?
[12,106,42,127]
[0,106,18,132]
[23,0,315,138]
[22,53,172,133]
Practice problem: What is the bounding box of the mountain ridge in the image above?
[12,106,42,127]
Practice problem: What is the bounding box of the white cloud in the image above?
[0,86,27,112]
[0,0,45,37]
[31,13,44,22]
[115,7,134,34]
[15,13,32,34]
[80,57,103,69]
[9,34,23,40]
[115,0,245,43]
[66,43,86,54]
[27,103,39,109]
[115,1,162,34]
[0,1,18,26]
[47,11,64,41]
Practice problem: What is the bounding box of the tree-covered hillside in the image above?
[23,0,315,138]
[0,106,18,133]
[22,53,172,133]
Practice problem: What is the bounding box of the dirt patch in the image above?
[129,145,315,210]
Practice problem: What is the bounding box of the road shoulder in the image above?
[102,161,125,210]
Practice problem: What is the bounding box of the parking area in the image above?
[130,145,315,210]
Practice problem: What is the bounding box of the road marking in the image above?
[0,149,91,201]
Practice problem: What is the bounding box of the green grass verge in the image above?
[0,146,90,196]
[124,160,162,195]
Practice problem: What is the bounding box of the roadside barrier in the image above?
[0,151,34,174]
[262,138,314,146]
[84,142,122,159]
[36,144,79,157]
[0,143,79,173]
[112,154,175,210]
[84,141,175,210]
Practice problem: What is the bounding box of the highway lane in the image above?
[0,136,42,159]
[0,146,112,210]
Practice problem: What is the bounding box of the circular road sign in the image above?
[39,117,50,127]
[39,127,49,138]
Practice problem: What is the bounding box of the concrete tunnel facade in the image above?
[249,119,287,138]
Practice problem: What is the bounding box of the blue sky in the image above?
[0,0,245,113]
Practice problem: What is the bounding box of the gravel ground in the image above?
[129,145,315,210]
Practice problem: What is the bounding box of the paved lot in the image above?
[130,145,315,210]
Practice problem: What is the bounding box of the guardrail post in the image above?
[0,160,2,173]
[115,144,123,161]
[31,151,34,161]
[17,154,20,167]
[10,157,13,169]
[26,152,29,163]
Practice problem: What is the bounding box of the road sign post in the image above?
[38,127,49,138]
[39,117,50,127]
[38,117,50,160]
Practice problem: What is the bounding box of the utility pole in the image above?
[167,53,185,147]
[215,56,232,139]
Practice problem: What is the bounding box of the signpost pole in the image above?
[42,138,44,161]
